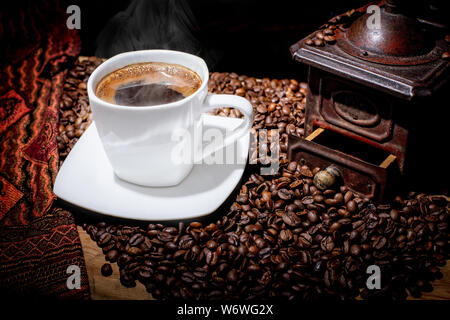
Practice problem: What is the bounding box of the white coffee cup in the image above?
[87,50,253,187]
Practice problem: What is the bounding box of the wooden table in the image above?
[78,227,450,300]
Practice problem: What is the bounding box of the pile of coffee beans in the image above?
[60,57,449,300]
[57,57,102,167]
[209,72,306,157]
[304,9,361,47]
[82,170,448,301]
[302,6,450,62]
[209,73,306,134]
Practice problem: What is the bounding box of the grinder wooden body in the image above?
[290,0,450,201]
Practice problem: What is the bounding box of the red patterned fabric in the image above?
[0,1,89,298]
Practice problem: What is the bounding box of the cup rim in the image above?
[87,49,209,111]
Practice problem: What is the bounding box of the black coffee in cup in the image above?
[95,62,202,106]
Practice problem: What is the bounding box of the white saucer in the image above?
[54,115,249,221]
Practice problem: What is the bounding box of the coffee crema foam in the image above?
[95,62,202,106]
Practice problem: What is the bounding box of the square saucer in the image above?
[53,115,249,221]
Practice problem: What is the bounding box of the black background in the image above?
[69,0,369,79]
[2,0,448,79]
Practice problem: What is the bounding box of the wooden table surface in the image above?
[77,226,450,300]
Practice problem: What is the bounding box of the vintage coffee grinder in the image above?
[289,0,449,201]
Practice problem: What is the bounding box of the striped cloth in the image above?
[0,1,89,298]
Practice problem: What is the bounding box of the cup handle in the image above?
[197,93,253,161]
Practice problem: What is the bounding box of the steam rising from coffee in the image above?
[95,0,216,66]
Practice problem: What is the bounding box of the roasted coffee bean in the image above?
[106,249,119,262]
[190,222,202,228]
[138,266,153,280]
[280,229,293,242]
[117,253,132,268]
[98,232,112,247]
[333,193,344,204]
[314,38,324,46]
[226,269,239,282]
[162,226,178,235]
[261,190,272,202]
[254,237,266,249]
[164,241,177,251]
[350,244,361,256]
[390,209,399,221]
[140,237,152,252]
[330,222,342,233]
[244,224,263,233]
[237,244,248,256]
[101,240,116,254]
[101,263,113,277]
[324,34,336,43]
[247,264,261,273]
[287,161,297,172]
[307,210,319,223]
[256,105,267,114]
[298,233,312,247]
[248,245,259,256]
[282,211,302,227]
[346,200,357,213]
[178,234,194,250]
[321,236,335,252]
[278,189,292,200]
[373,236,387,250]
[236,194,248,204]
[325,198,338,206]
[206,240,218,250]
[129,233,144,246]
[313,195,324,203]
[127,246,142,256]
[157,232,174,242]
[259,247,272,259]
[344,191,353,203]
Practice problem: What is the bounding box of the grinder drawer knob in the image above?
[313,165,342,190]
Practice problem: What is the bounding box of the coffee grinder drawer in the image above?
[288,128,399,201]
